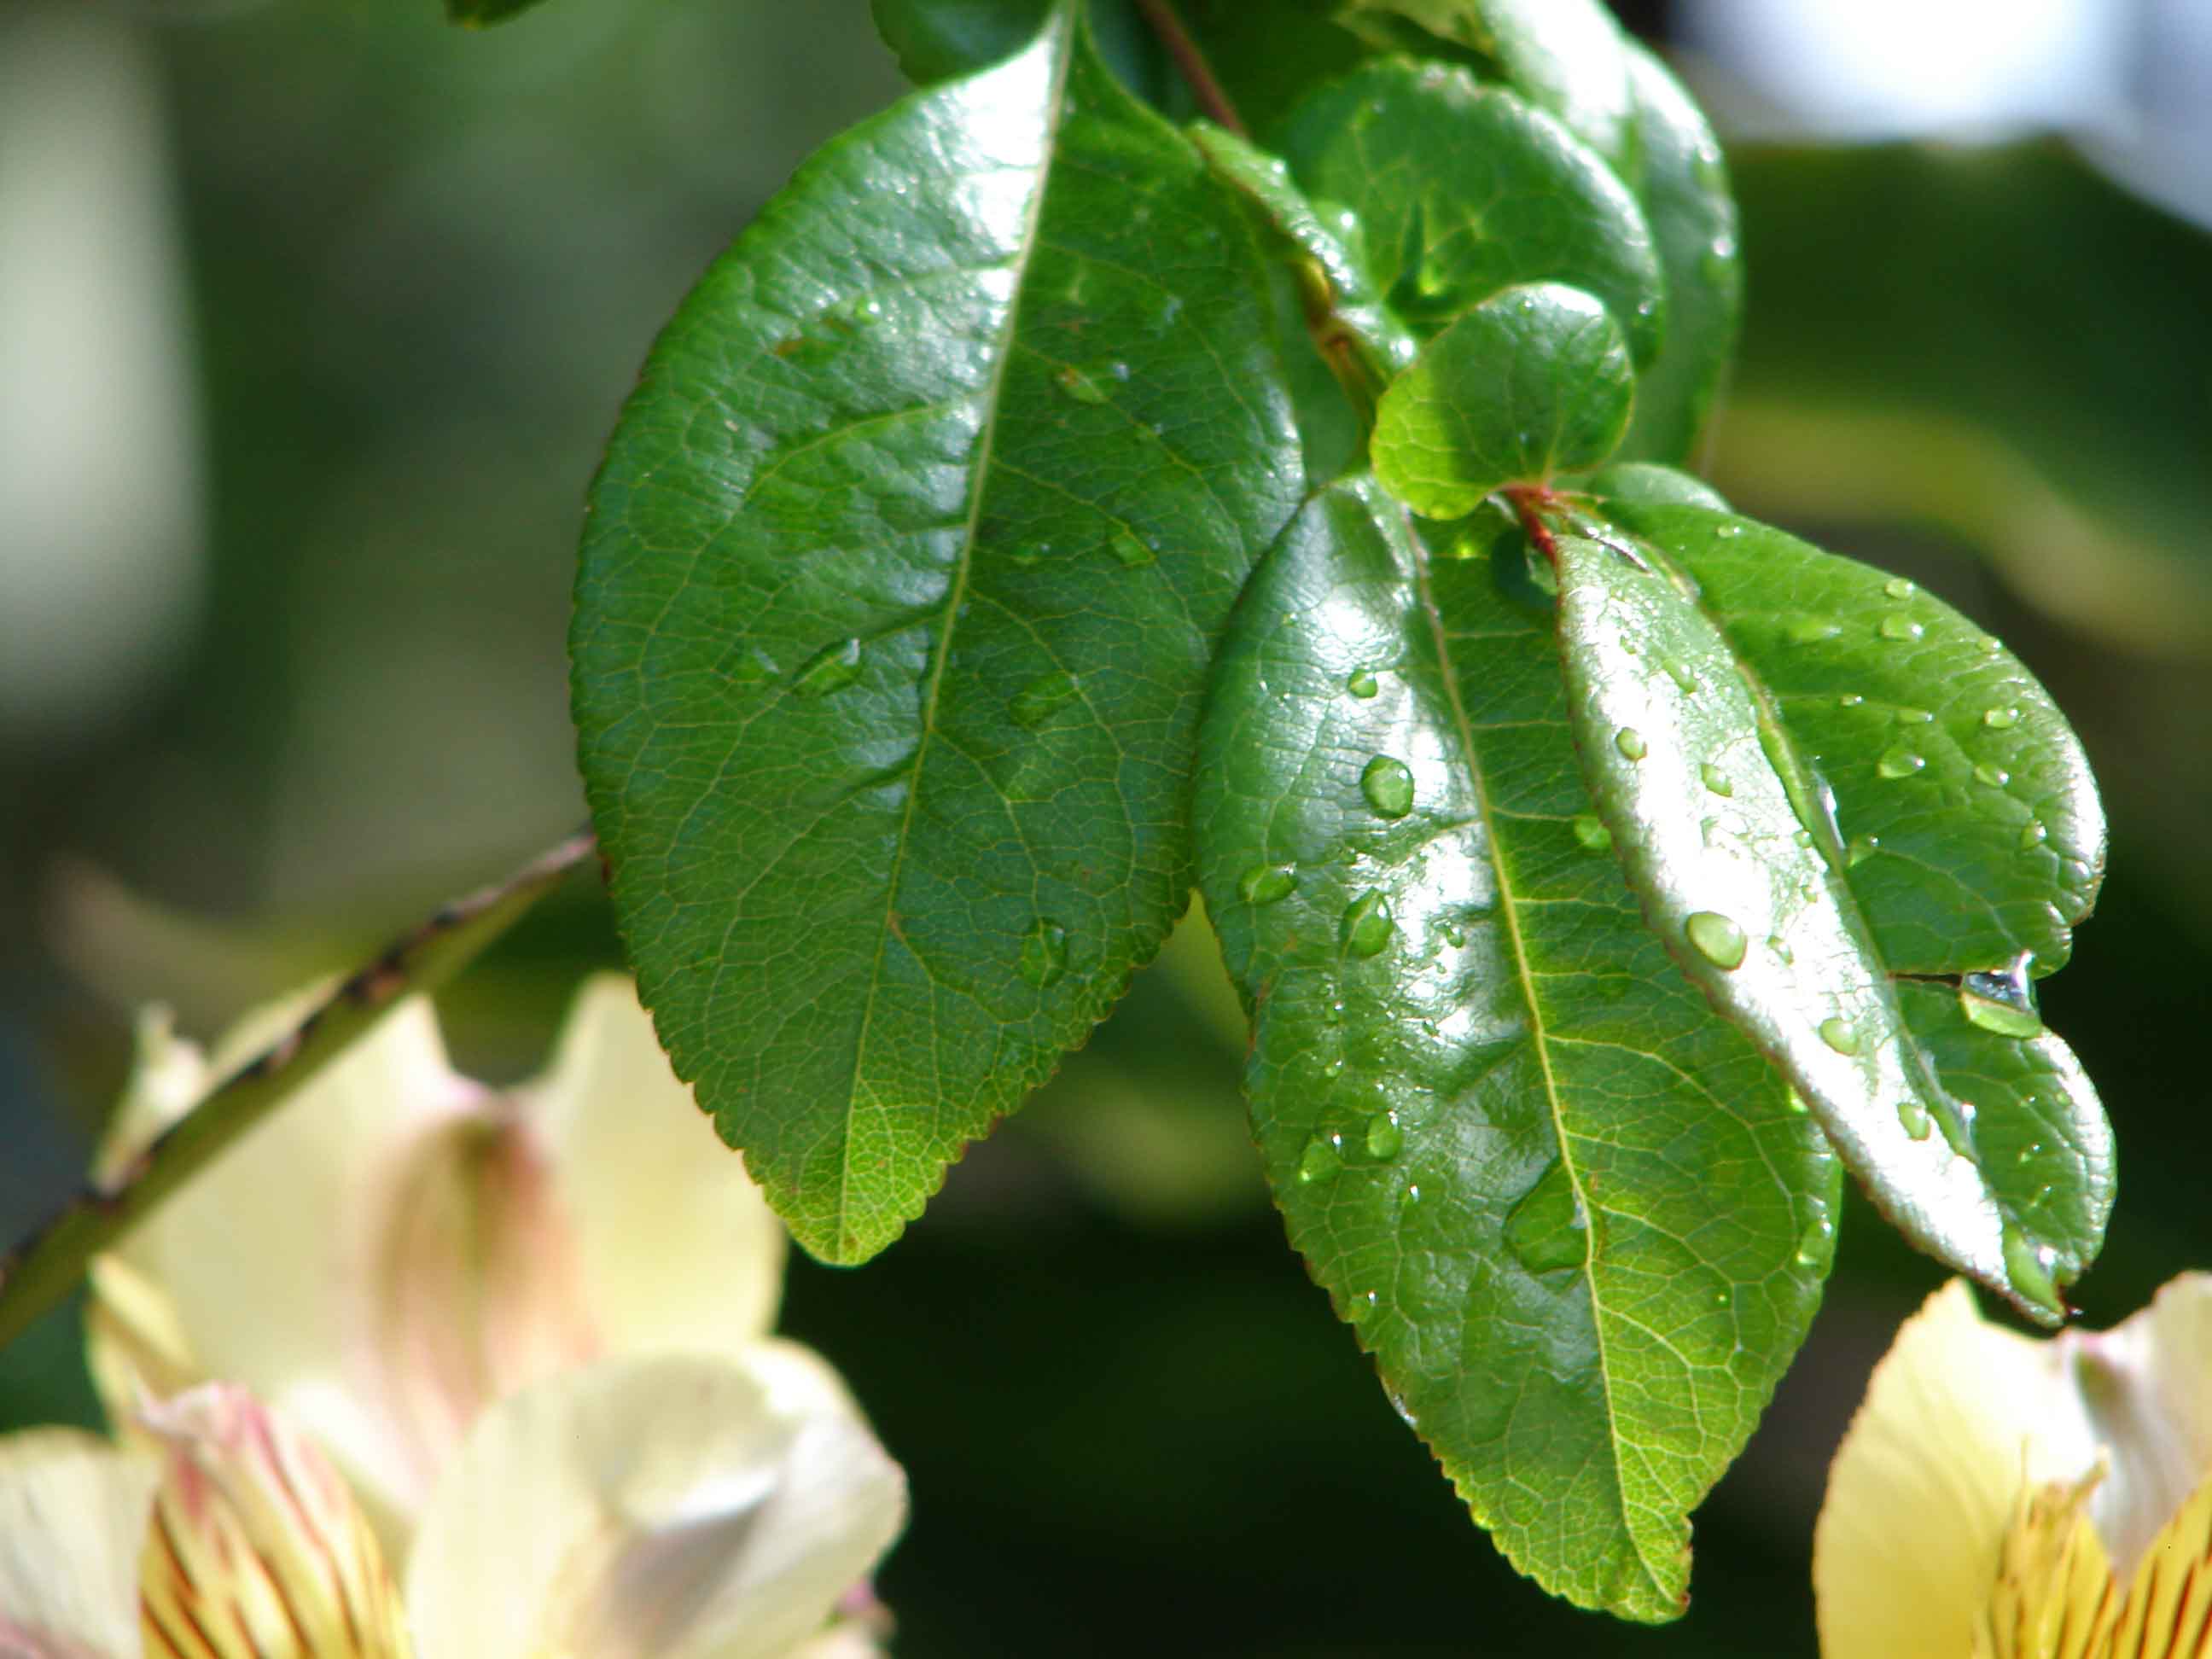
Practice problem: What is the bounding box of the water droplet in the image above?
[1959,967,2042,1037]
[1662,656,1697,694]
[1846,834,1880,867]
[1838,693,1865,708]
[1883,577,1916,599]
[2000,1221,2063,1318]
[1614,727,1648,761]
[1018,918,1068,987]
[1714,523,1743,538]
[1896,1098,1932,1141]
[1010,670,1080,729]
[1345,669,1380,699]
[1877,746,1927,780]
[1974,762,2011,788]
[1341,889,1395,958]
[1504,1161,1588,1275]
[1700,762,1733,797]
[1895,707,1934,725]
[792,637,864,696]
[1937,1101,1977,1161]
[1785,614,1841,643]
[1441,920,1468,948]
[1298,1132,1342,1185]
[1819,1016,1861,1055]
[1109,360,1131,381]
[1768,934,1793,964]
[1572,814,1614,853]
[1109,528,1155,568]
[1366,1112,1404,1161]
[1056,365,1109,405]
[1879,614,1925,643]
[1348,1288,1379,1322]
[1784,1089,1809,1115]
[1795,1213,1836,1269]
[1793,828,1814,848]
[1360,756,1415,818]
[1239,863,1296,905]
[2019,819,2047,850]
[725,646,777,686]
[1982,705,2022,730]
[1322,1057,1345,1080]
[1685,911,1748,970]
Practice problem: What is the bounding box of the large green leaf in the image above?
[1195,478,1837,1621]
[1614,45,1739,466]
[1273,60,1663,360]
[572,6,1303,1263]
[1544,505,2112,1319]
[1372,282,1633,518]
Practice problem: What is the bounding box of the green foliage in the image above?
[565,0,2121,1622]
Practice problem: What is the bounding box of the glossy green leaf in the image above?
[1372,283,1633,518]
[1545,516,2112,1320]
[1274,61,1663,359]
[1575,462,1728,513]
[1196,477,1837,1621]
[1615,44,1740,466]
[1338,0,1637,172]
[572,6,1303,1263]
[870,0,1174,104]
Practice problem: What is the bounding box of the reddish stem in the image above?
[1132,0,1248,136]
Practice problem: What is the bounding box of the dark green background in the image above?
[3,3,2207,1651]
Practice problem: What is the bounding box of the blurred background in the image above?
[3,1,2208,1651]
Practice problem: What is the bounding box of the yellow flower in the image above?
[85,975,789,1551]
[0,1353,903,1657]
[1815,1276,2212,1659]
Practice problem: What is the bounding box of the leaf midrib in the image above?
[1400,502,1664,1606]
[835,8,1078,1259]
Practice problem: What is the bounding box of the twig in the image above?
[0,833,597,1352]
[1132,0,1247,137]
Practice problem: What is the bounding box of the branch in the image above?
[0,833,597,1352]
[1132,0,1247,137]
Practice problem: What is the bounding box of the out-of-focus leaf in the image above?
[446,0,550,26]
[1195,477,1837,1621]
[1372,283,1633,518]
[1614,44,1738,466]
[869,0,1174,104]
[1545,506,2112,1321]
[571,7,1301,1264]
[1275,61,1662,359]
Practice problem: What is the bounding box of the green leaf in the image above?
[1575,462,1728,513]
[1274,60,1662,358]
[1545,513,2112,1320]
[1372,283,1633,518]
[445,0,550,25]
[1614,44,1740,466]
[1195,478,1837,1621]
[1338,0,1637,174]
[870,0,1175,105]
[572,6,1303,1263]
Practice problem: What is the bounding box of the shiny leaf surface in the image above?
[1373,283,1633,517]
[1546,515,2112,1320]
[572,9,1302,1263]
[1273,60,1663,360]
[1196,477,1837,1621]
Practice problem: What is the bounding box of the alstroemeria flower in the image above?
[85,975,787,1552]
[1815,1275,2212,1659]
[0,1350,903,1658]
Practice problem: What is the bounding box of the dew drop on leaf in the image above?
[1345,668,1380,699]
[1982,705,2022,729]
[1767,933,1793,964]
[1056,364,1109,405]
[1662,655,1697,694]
[2019,819,2048,850]
[1018,918,1069,988]
[1883,577,1916,599]
[1974,762,2011,788]
[1895,706,1934,725]
[1360,755,1416,818]
[1503,1161,1589,1275]
[1365,1112,1404,1161]
[1700,762,1733,797]
[1876,746,1927,780]
[2000,1222,2063,1317]
[1109,528,1155,568]
[792,637,864,697]
[1959,987,2043,1039]
[1572,813,1613,853]
[1838,693,1865,707]
[1795,1213,1836,1269]
[1846,834,1880,867]
[1818,1016,1861,1056]
[1298,1132,1343,1185]
[1878,614,1925,642]
[1785,614,1842,643]
[1685,911,1748,970]
[1341,889,1395,958]
[1239,863,1296,905]
[1896,1098,1933,1141]
[1010,670,1080,729]
[1614,727,1648,761]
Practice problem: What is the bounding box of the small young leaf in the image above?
[1196,478,1837,1621]
[1546,519,2112,1321]
[1372,283,1633,517]
[1615,45,1741,466]
[1339,0,1637,173]
[573,5,1302,1263]
[1273,61,1663,358]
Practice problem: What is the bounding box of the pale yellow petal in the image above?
[523,975,784,1359]
[0,1428,157,1658]
[2102,1468,2212,1659]
[1816,1281,2100,1659]
[84,1257,202,1441]
[89,1006,210,1190]
[2051,1273,2212,1580]
[406,1350,905,1659]
[117,995,473,1539]
[136,1384,411,1659]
